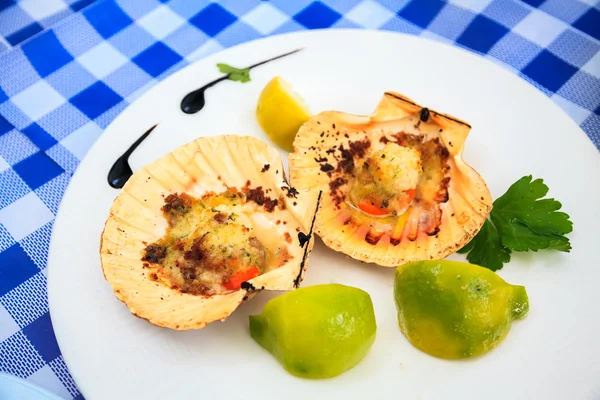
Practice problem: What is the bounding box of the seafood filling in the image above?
[142,192,272,296]
[348,143,421,216]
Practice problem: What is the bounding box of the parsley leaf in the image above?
[459,175,573,271]
[217,63,251,83]
[491,176,573,252]
[457,220,511,271]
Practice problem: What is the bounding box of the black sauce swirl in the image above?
[294,190,323,287]
[107,124,158,189]
[107,48,303,189]
[180,48,302,114]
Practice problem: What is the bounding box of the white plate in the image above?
[0,373,65,400]
[47,30,600,400]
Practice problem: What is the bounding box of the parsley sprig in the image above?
[458,175,573,271]
[217,63,251,83]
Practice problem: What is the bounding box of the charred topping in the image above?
[281,186,299,198]
[435,140,450,158]
[434,177,451,203]
[420,107,430,122]
[427,227,441,236]
[278,195,287,210]
[243,186,278,212]
[349,139,371,158]
[183,271,197,280]
[320,163,334,173]
[142,244,167,263]
[332,139,371,176]
[336,147,355,174]
[183,235,208,261]
[329,177,347,208]
[294,190,322,287]
[315,157,328,163]
[241,281,256,291]
[162,193,192,215]
[365,231,382,245]
[173,239,185,251]
[261,164,270,172]
[284,232,292,244]
[213,213,227,223]
[390,237,401,246]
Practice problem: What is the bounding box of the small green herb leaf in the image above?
[460,175,573,271]
[491,176,573,252]
[460,220,511,271]
[217,63,251,83]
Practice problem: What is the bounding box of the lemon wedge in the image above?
[256,76,310,152]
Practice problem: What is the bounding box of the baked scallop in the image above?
[100,135,320,330]
[289,92,491,267]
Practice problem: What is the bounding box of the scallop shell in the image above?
[100,135,319,330]
[289,92,492,267]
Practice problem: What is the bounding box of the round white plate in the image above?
[0,373,65,400]
[48,30,600,400]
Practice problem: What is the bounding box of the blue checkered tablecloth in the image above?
[0,0,598,398]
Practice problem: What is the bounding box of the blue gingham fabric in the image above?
[0,0,598,398]
[0,0,99,53]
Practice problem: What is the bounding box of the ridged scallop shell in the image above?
[100,135,319,330]
[289,92,492,267]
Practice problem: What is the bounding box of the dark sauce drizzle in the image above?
[294,190,323,287]
[107,124,158,189]
[107,49,303,189]
[298,232,311,247]
[180,48,303,114]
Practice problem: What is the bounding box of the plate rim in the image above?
[0,372,65,400]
